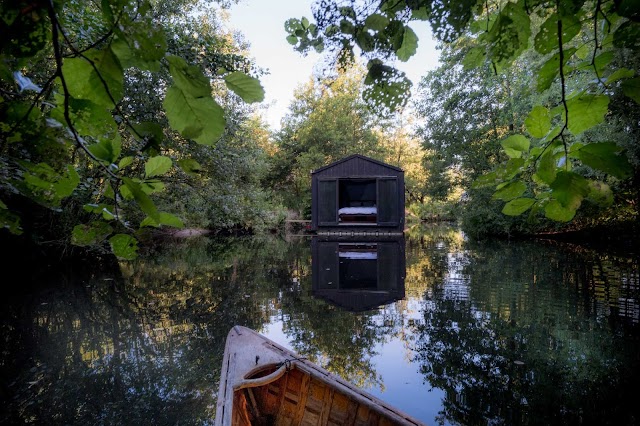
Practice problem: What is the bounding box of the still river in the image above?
[1,225,639,425]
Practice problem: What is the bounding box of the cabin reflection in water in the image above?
[311,237,406,312]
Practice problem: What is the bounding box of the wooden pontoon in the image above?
[215,326,425,426]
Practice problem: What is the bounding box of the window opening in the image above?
[338,243,377,289]
[338,179,377,225]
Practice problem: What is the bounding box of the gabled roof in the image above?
[311,154,403,175]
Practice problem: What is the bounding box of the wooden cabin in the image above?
[312,237,406,312]
[311,154,405,234]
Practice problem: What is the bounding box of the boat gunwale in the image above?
[214,325,426,426]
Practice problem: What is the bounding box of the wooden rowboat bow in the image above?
[215,325,426,426]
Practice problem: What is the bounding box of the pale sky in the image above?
[226,0,441,130]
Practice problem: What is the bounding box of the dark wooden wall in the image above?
[310,155,405,232]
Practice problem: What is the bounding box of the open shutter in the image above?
[316,241,339,290]
[377,242,401,291]
[318,179,338,225]
[377,177,398,226]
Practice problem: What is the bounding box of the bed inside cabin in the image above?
[338,179,377,225]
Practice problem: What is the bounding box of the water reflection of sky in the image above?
[263,298,448,425]
[369,336,447,425]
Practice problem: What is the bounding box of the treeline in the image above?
[413,38,639,239]
[0,0,282,260]
[1,0,638,260]
[285,0,639,240]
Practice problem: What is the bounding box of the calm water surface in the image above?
[1,225,639,425]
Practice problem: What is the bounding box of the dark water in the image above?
[1,226,639,425]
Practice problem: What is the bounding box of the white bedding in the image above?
[339,251,377,260]
[338,207,377,215]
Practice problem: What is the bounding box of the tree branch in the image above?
[46,0,120,180]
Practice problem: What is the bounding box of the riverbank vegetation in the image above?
[1,0,638,259]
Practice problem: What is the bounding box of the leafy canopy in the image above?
[288,0,638,223]
[0,0,265,258]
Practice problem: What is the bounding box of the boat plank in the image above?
[293,372,312,425]
[319,386,335,426]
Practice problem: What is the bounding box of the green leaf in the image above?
[472,171,500,188]
[55,165,81,199]
[141,212,185,228]
[501,135,530,158]
[285,18,302,33]
[587,180,613,207]
[62,47,124,107]
[83,203,115,220]
[365,14,389,31]
[362,63,412,114]
[605,68,635,84]
[109,234,138,260]
[500,158,526,179]
[536,148,557,184]
[622,77,640,103]
[130,122,164,151]
[486,2,531,72]
[111,23,166,72]
[122,177,159,222]
[19,163,80,206]
[140,181,165,194]
[565,94,609,135]
[585,51,614,75]
[72,221,113,246]
[492,181,527,201]
[178,158,203,175]
[550,171,589,210]
[158,212,184,228]
[462,46,487,70]
[537,48,576,91]
[525,106,551,138]
[339,19,355,35]
[396,26,418,62]
[544,199,576,222]
[163,85,226,145]
[145,156,172,178]
[534,14,581,54]
[50,97,119,143]
[613,21,640,50]
[286,35,298,45]
[166,55,212,98]
[118,156,134,169]
[573,142,632,178]
[356,31,375,52]
[224,72,265,103]
[502,198,536,216]
[87,138,121,163]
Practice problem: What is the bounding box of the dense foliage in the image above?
[0,0,282,258]
[288,0,639,229]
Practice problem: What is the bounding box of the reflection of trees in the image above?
[276,237,400,390]
[277,272,385,390]
[412,239,640,425]
[278,225,469,391]
[404,224,464,299]
[4,230,637,425]
[0,236,302,425]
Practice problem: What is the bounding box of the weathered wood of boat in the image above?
[215,325,426,426]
